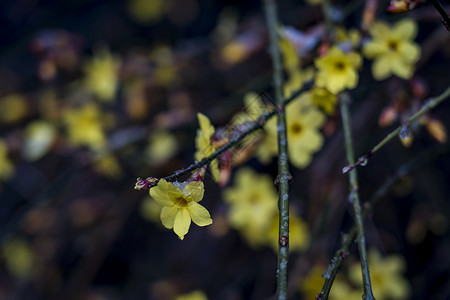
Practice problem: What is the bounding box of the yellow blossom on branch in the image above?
[349,249,410,300]
[150,179,212,240]
[315,46,361,94]
[363,19,421,80]
[195,113,220,182]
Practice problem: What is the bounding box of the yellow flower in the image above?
[195,113,220,182]
[223,168,278,247]
[256,94,325,168]
[315,46,361,94]
[83,48,120,101]
[363,19,421,80]
[175,290,208,300]
[63,103,107,151]
[287,94,326,168]
[309,87,337,115]
[267,209,310,253]
[150,179,212,240]
[349,249,410,300]
[0,140,14,181]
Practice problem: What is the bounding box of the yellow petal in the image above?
[150,185,173,206]
[188,202,213,227]
[197,113,214,140]
[393,19,417,40]
[183,181,205,202]
[347,52,362,68]
[363,41,387,58]
[391,59,413,79]
[160,206,178,229]
[173,208,191,240]
[398,43,421,63]
[372,57,392,80]
[370,22,391,40]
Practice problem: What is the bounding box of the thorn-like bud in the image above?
[134,177,158,191]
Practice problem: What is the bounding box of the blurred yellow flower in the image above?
[336,27,361,49]
[140,197,163,224]
[22,121,56,161]
[299,265,360,300]
[127,0,166,24]
[0,94,28,124]
[0,140,14,180]
[315,46,361,94]
[175,290,208,300]
[299,265,326,299]
[2,238,34,280]
[195,113,220,182]
[363,19,420,80]
[256,94,325,168]
[223,168,277,247]
[309,87,337,115]
[267,209,310,253]
[329,279,361,300]
[147,131,178,165]
[64,103,107,151]
[83,48,120,101]
[349,249,410,300]
[93,152,122,179]
[150,179,212,240]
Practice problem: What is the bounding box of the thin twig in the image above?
[263,0,291,299]
[339,93,375,300]
[319,143,449,299]
[343,85,450,174]
[134,82,313,191]
[429,0,450,31]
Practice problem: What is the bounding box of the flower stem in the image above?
[318,144,446,299]
[263,0,290,299]
[429,0,450,31]
[339,93,375,300]
[343,85,450,174]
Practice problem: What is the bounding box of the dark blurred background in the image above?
[0,0,450,299]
